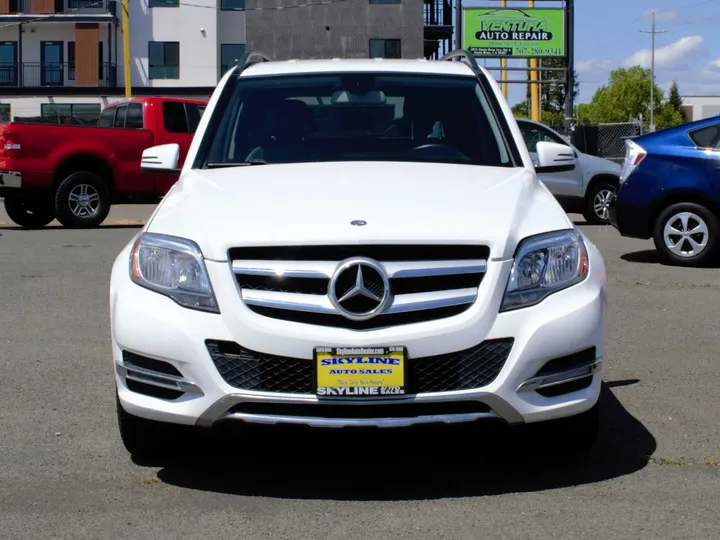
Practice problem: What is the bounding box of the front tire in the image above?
[583,181,617,225]
[653,202,719,267]
[3,197,55,228]
[116,395,185,461]
[54,171,111,228]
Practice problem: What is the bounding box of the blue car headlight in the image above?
[129,232,219,313]
[501,229,589,312]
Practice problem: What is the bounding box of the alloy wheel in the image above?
[663,211,709,258]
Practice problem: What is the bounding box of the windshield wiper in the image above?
[206,159,268,168]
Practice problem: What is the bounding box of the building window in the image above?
[148,42,179,79]
[369,0,401,4]
[148,0,179,7]
[221,44,245,76]
[369,39,401,58]
[221,0,245,10]
[68,41,104,81]
[0,104,10,122]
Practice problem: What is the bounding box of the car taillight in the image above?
[619,139,646,184]
[0,131,21,156]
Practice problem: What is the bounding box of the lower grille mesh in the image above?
[206,338,513,395]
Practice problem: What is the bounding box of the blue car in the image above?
[609,117,720,266]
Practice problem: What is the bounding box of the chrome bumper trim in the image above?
[222,411,501,429]
[0,171,22,188]
[517,358,602,392]
[116,363,203,395]
[195,390,525,428]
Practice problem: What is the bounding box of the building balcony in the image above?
[0,62,117,87]
[0,0,116,18]
[424,0,453,38]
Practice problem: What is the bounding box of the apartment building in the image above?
[0,0,449,121]
[245,0,424,60]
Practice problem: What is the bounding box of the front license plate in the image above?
[314,346,406,397]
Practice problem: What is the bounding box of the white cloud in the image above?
[642,8,678,22]
[623,36,704,71]
[576,58,613,75]
[700,58,720,80]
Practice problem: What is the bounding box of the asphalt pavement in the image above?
[1,206,718,540]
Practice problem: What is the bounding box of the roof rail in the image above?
[439,49,481,73]
[235,51,274,76]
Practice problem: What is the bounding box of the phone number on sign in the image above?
[514,47,564,56]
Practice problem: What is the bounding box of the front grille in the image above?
[206,338,513,395]
[230,244,490,329]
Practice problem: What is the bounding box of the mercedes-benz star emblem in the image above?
[350,220,367,226]
[328,258,391,321]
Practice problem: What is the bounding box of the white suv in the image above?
[516,119,622,225]
[110,51,607,460]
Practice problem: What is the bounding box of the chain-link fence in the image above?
[549,121,643,164]
[595,122,643,164]
[12,112,101,126]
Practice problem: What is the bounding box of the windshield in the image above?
[202,72,516,168]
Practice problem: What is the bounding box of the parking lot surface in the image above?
[1,205,718,540]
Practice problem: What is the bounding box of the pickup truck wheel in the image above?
[54,171,111,229]
[583,182,616,225]
[3,197,55,228]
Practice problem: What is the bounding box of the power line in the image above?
[640,11,666,132]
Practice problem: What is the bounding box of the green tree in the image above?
[586,66,662,126]
[579,66,684,131]
[668,80,687,122]
[655,100,684,130]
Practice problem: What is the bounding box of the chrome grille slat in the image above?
[232,259,487,279]
[230,246,488,329]
[241,288,478,315]
[243,290,336,314]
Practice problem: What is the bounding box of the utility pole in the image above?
[529,0,540,121]
[640,12,666,132]
[500,0,507,99]
[122,0,131,97]
[563,0,575,130]
[456,0,463,50]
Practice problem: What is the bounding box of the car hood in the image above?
[146,161,573,261]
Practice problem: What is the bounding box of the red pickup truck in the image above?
[0,96,207,228]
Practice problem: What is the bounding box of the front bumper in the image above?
[110,239,607,430]
[0,170,21,189]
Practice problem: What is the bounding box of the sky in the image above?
[462,0,720,106]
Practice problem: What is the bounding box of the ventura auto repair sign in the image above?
[462,7,566,58]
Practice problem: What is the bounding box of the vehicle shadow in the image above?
[153,382,655,500]
[622,250,720,268]
[621,250,661,264]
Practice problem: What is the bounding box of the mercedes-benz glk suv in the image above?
[110,51,607,460]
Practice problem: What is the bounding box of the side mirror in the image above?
[534,141,577,173]
[141,143,181,175]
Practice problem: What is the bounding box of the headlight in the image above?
[500,229,589,312]
[129,232,219,313]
